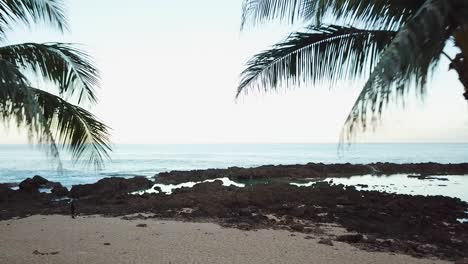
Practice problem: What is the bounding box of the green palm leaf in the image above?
[0,0,67,39]
[0,75,111,168]
[241,0,425,30]
[342,0,452,140]
[32,87,111,168]
[237,25,396,97]
[0,58,62,166]
[0,0,112,168]
[0,43,99,104]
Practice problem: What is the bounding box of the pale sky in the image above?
[0,0,467,144]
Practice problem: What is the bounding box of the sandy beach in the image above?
[0,215,449,264]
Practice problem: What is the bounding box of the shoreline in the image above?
[1,163,468,262]
[0,215,451,264]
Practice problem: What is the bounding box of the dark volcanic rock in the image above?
[19,178,41,193]
[69,177,153,198]
[31,175,48,185]
[0,184,14,201]
[156,162,468,184]
[51,185,69,197]
[18,176,62,193]
[290,205,306,217]
[336,234,363,243]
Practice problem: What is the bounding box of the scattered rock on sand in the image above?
[136,223,147,228]
[336,234,363,243]
[290,224,305,232]
[318,238,334,246]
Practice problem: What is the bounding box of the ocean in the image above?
[0,143,467,188]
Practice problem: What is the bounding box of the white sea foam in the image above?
[290,174,468,202]
[132,177,245,195]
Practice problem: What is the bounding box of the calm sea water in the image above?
[0,143,467,187]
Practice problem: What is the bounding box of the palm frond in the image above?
[0,0,67,34]
[342,0,452,141]
[0,56,110,168]
[241,0,425,30]
[32,87,111,168]
[0,58,62,166]
[237,25,396,97]
[241,0,309,29]
[0,42,99,104]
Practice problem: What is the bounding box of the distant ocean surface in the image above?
[0,143,467,188]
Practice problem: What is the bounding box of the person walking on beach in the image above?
[70,200,76,219]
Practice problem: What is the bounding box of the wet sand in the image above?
[0,215,448,264]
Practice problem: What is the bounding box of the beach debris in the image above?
[33,250,59,255]
[136,223,147,228]
[103,242,111,246]
[318,238,334,246]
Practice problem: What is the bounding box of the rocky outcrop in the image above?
[0,184,14,202]
[51,185,69,197]
[18,175,62,193]
[156,162,468,184]
[69,176,153,198]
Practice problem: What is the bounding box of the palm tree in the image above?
[0,0,111,168]
[238,0,468,141]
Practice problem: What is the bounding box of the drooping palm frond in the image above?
[237,25,396,97]
[32,87,111,168]
[241,0,425,30]
[0,0,111,168]
[0,58,62,166]
[342,0,452,140]
[0,57,110,168]
[0,43,99,104]
[0,0,67,39]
